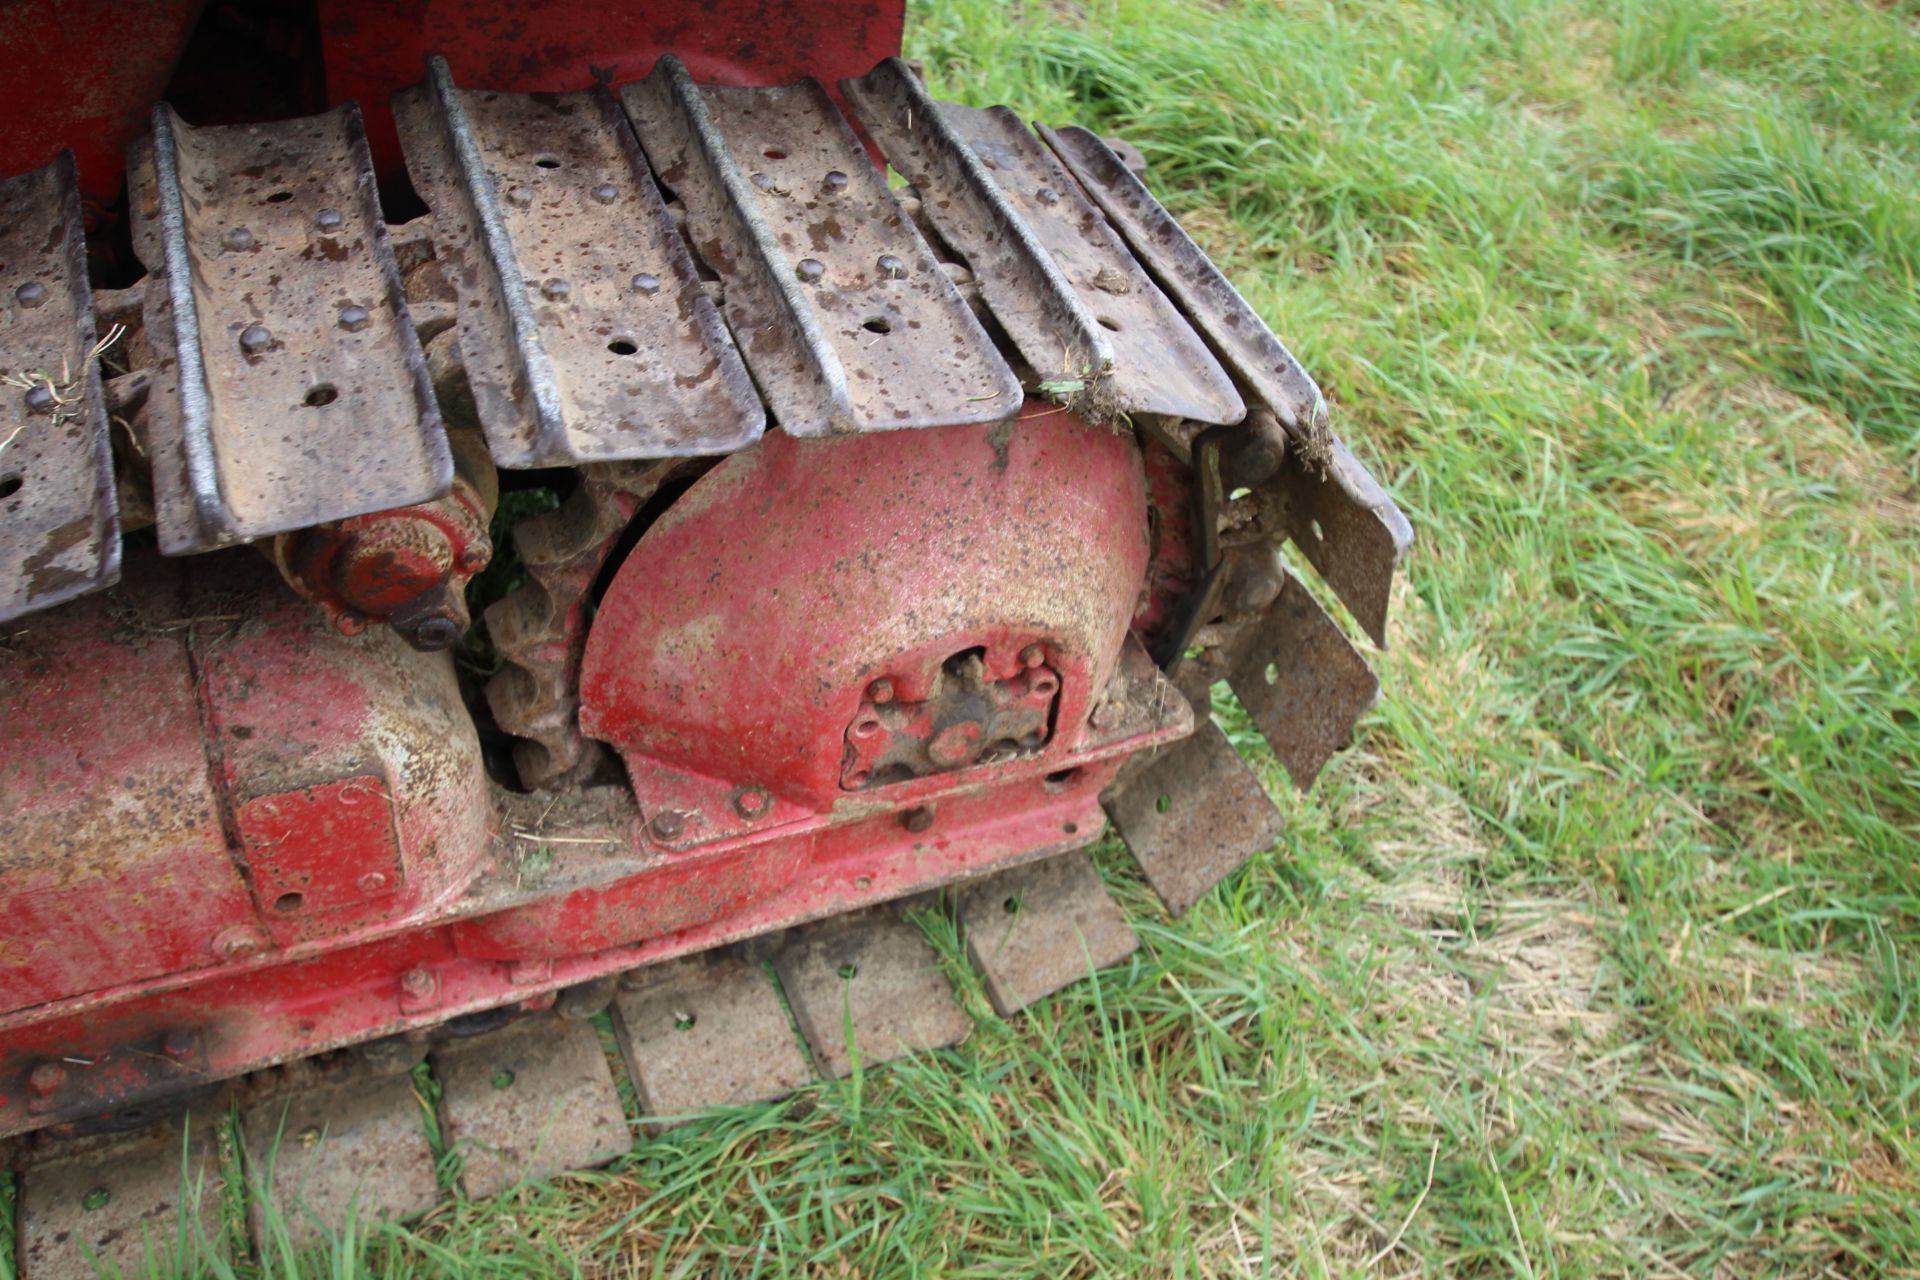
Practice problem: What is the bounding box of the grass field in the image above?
[8,0,1919,1274]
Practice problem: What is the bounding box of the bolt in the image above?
[223,227,255,251]
[876,254,906,279]
[649,809,685,841]
[590,182,619,204]
[413,616,463,650]
[795,258,825,284]
[238,323,273,355]
[161,1028,198,1059]
[23,384,56,414]
[15,281,47,308]
[823,170,849,192]
[1020,644,1046,668]
[314,207,344,231]
[356,871,388,894]
[867,677,895,704]
[732,788,770,820]
[902,805,934,834]
[505,185,534,209]
[213,925,265,961]
[400,967,435,999]
[631,272,662,296]
[28,1061,66,1099]
[337,304,371,332]
[1035,186,1061,206]
[541,277,571,301]
[335,609,368,637]
[750,172,775,191]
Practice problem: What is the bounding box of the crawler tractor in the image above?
[0,1,1410,1270]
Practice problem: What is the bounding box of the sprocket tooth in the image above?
[611,952,814,1131]
[430,1012,630,1198]
[773,907,971,1078]
[1103,717,1286,917]
[954,850,1138,1017]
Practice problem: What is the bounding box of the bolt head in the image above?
[337,304,371,332]
[876,254,907,280]
[868,677,895,704]
[238,323,273,355]
[213,925,265,960]
[732,788,770,820]
[400,967,435,997]
[902,805,935,834]
[541,277,571,301]
[823,170,849,192]
[1019,644,1046,668]
[23,384,56,415]
[28,1061,66,1097]
[314,207,344,231]
[505,185,534,209]
[795,258,826,284]
[1035,186,1061,206]
[631,272,662,296]
[223,227,256,251]
[356,871,389,894]
[412,616,463,650]
[750,172,775,191]
[590,182,619,205]
[161,1028,198,1059]
[649,809,685,841]
[15,280,48,308]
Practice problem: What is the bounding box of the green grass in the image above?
[11,0,1920,1274]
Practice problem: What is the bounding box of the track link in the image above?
[7,835,1245,1276]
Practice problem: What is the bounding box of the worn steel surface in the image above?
[621,58,1019,435]
[395,60,762,465]
[16,1107,225,1279]
[0,152,120,623]
[841,59,1113,389]
[431,1013,630,1198]
[954,851,1137,1016]
[1102,717,1287,917]
[1043,125,1327,446]
[239,1064,440,1244]
[1223,568,1380,790]
[1265,438,1415,648]
[129,103,449,552]
[774,908,971,1077]
[611,953,814,1129]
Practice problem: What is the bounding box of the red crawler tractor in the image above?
[0,1,1409,1270]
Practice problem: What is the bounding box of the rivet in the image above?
[238,323,273,354]
[590,182,619,204]
[902,805,935,834]
[357,871,388,894]
[867,677,895,704]
[733,788,770,820]
[750,172,775,191]
[823,170,849,192]
[337,304,370,332]
[314,207,344,231]
[223,227,255,251]
[541,278,571,301]
[650,809,685,840]
[1035,187,1061,206]
[876,254,906,279]
[23,384,56,414]
[505,185,534,209]
[14,281,48,308]
[213,925,266,960]
[631,272,661,296]
[795,258,825,284]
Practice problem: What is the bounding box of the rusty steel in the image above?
[954,850,1138,1016]
[621,57,1020,435]
[0,151,121,622]
[394,60,764,465]
[129,103,448,554]
[840,651,1061,789]
[1264,437,1416,648]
